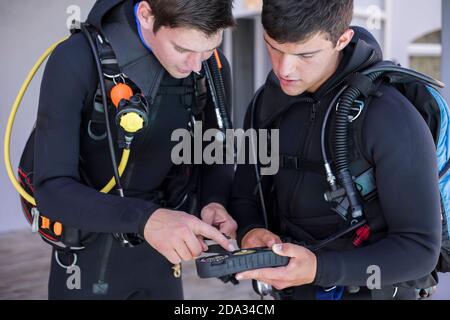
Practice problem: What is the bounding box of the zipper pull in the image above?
[310,103,317,122]
[31,207,40,233]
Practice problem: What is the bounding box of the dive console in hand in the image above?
[196,247,289,279]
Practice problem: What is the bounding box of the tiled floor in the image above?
[1,230,449,300]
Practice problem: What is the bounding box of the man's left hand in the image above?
[201,203,238,239]
[235,243,317,290]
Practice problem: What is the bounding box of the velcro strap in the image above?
[280,155,323,174]
[158,86,194,96]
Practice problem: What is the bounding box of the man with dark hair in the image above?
[230,0,442,300]
[33,0,236,299]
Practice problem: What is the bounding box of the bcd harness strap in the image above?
[83,27,205,144]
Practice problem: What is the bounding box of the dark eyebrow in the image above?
[172,42,219,53]
[263,36,322,56]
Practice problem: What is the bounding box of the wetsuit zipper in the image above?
[285,100,318,217]
[310,103,318,122]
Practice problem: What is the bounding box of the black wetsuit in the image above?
[34,0,233,299]
[230,27,442,300]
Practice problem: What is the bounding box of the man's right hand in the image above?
[144,208,234,264]
[241,228,282,249]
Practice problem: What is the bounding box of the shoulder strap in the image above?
[81,25,204,141]
[78,25,126,140]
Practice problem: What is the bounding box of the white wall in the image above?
[386,0,441,66]
[0,0,95,233]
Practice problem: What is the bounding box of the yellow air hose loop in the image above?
[100,148,130,194]
[4,37,130,207]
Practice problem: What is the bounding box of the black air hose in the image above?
[333,71,383,220]
[80,24,124,197]
[334,86,361,172]
[207,55,232,130]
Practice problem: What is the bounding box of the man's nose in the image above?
[278,54,297,78]
[186,53,203,73]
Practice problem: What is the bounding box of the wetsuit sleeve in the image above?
[34,34,159,235]
[314,85,442,287]
[229,97,268,246]
[199,50,234,210]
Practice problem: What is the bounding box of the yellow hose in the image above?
[100,149,130,193]
[4,38,130,206]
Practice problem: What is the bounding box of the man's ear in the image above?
[137,1,154,31]
[335,29,355,51]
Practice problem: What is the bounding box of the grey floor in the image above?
[0,230,259,300]
[1,230,449,300]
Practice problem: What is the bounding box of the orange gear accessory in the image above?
[53,222,63,236]
[111,83,133,108]
[213,49,222,70]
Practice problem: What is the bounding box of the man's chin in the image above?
[280,84,306,97]
[168,68,192,79]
